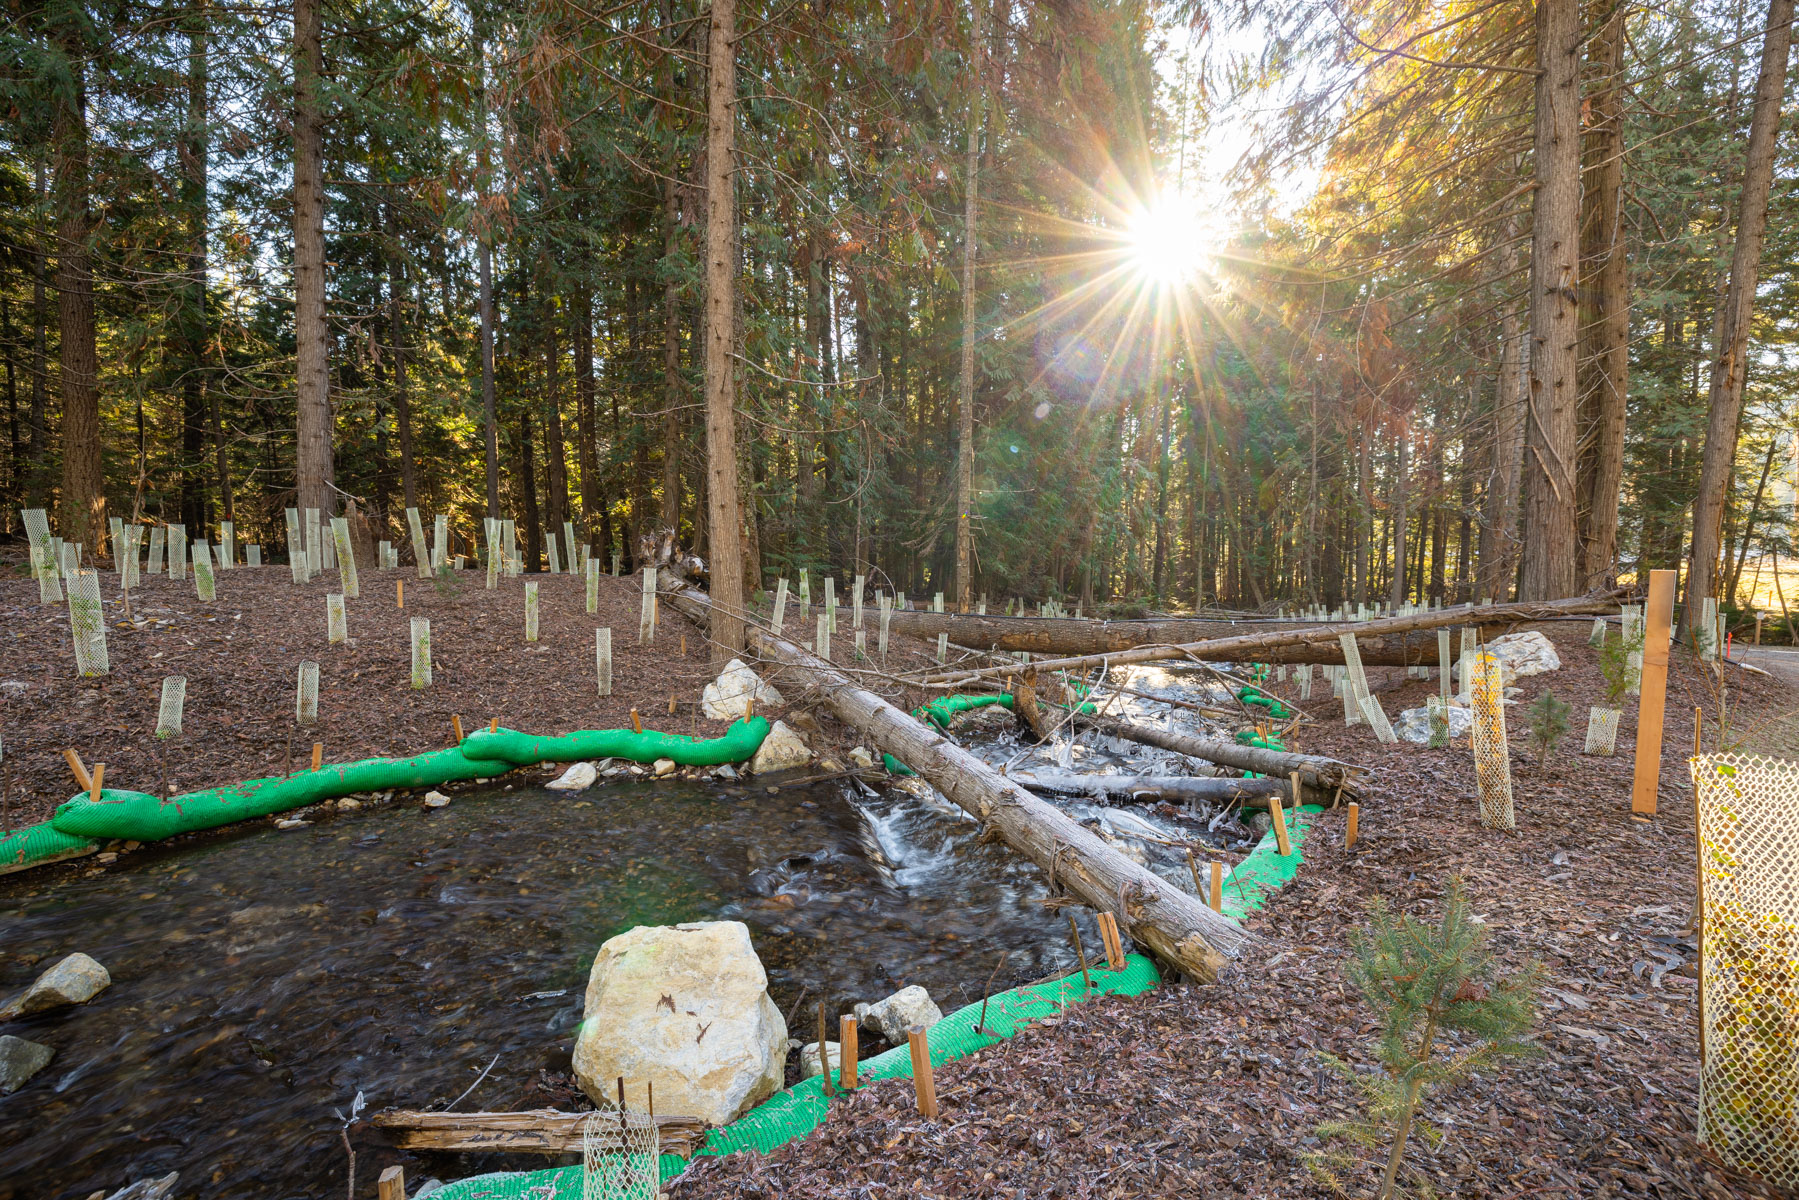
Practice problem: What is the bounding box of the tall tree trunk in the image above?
[542,296,569,538]
[1684,0,1794,636]
[702,0,745,660]
[1479,274,1527,601]
[662,173,683,531]
[180,8,210,532]
[1575,1,1628,589]
[388,209,417,511]
[477,38,499,520]
[292,0,333,518]
[1388,425,1409,607]
[51,54,103,548]
[28,159,49,511]
[954,0,988,612]
[576,286,605,553]
[1517,0,1582,600]
[1727,435,1778,605]
[520,410,541,570]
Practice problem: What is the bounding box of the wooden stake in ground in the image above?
[906,1026,939,1119]
[1346,802,1360,849]
[1632,569,1676,815]
[1269,795,1292,856]
[1067,914,1093,992]
[816,1002,835,1097]
[1209,861,1224,911]
[1095,910,1124,970]
[63,749,92,792]
[311,743,324,771]
[89,763,103,803]
[452,715,464,744]
[397,579,404,607]
[839,1015,858,1090]
[639,567,657,645]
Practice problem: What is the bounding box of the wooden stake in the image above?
[1066,914,1092,992]
[839,1015,858,1091]
[1694,705,1703,757]
[668,696,678,717]
[451,714,464,744]
[680,634,686,656]
[489,717,499,733]
[1095,910,1124,970]
[1346,801,1360,849]
[906,1026,939,1119]
[1209,861,1224,912]
[89,762,103,803]
[1185,847,1204,898]
[630,708,643,734]
[397,580,404,608]
[1631,568,1676,815]
[1270,795,1293,856]
[817,1002,835,1096]
[62,748,92,792]
[311,742,324,771]
[377,1166,405,1200]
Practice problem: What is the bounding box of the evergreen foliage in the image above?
[1525,690,1571,770]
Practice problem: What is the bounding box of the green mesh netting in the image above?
[429,954,1162,1200]
[0,822,98,874]
[1220,804,1319,921]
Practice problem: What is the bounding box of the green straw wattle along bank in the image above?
[0,717,772,875]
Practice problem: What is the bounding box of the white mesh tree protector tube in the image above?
[192,544,217,600]
[330,517,360,598]
[816,612,831,660]
[1296,662,1313,700]
[248,545,262,567]
[1699,596,1720,659]
[296,660,319,726]
[485,518,501,589]
[525,581,540,642]
[319,518,336,569]
[1589,616,1607,646]
[147,524,165,577]
[326,593,348,644]
[595,627,612,696]
[503,520,519,575]
[432,514,449,571]
[377,539,391,569]
[1438,629,1452,701]
[303,507,321,575]
[546,532,561,575]
[109,516,125,575]
[826,576,837,633]
[67,568,110,677]
[169,523,189,582]
[1338,633,1373,727]
[22,507,62,603]
[1359,692,1397,743]
[410,618,432,688]
[581,1104,659,1200]
[853,574,865,633]
[1458,626,1477,702]
[1689,752,1799,1189]
[157,676,187,739]
[285,508,307,583]
[1470,649,1514,830]
[879,593,892,661]
[772,578,789,631]
[454,554,465,570]
[799,571,810,611]
[638,568,656,645]
[219,519,236,568]
[60,540,78,581]
[120,525,141,590]
[562,521,576,570]
[585,558,600,614]
[1584,706,1620,756]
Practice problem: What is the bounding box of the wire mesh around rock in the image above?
[1470,649,1514,830]
[1584,706,1621,756]
[1690,752,1799,1189]
[581,1105,660,1200]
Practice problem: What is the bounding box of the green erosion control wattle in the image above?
[1,718,771,872]
[1221,804,1319,922]
[914,692,1014,731]
[429,954,1162,1200]
[1237,685,1294,720]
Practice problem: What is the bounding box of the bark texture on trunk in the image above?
[662,174,683,531]
[658,575,1255,981]
[1684,0,1794,636]
[953,0,987,612]
[1517,0,1582,600]
[1477,271,1527,602]
[292,0,334,518]
[1575,2,1628,591]
[702,0,745,660]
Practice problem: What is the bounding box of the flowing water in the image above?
[0,665,1254,1200]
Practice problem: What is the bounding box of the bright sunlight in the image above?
[1123,198,1214,286]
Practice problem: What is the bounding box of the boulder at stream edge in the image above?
[573,920,787,1126]
[749,721,811,774]
[0,952,110,1020]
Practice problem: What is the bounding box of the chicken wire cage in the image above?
[1585,706,1621,756]
[1470,649,1514,830]
[581,1105,660,1200]
[1690,752,1799,1189]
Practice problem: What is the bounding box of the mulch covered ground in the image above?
[673,619,1796,1200]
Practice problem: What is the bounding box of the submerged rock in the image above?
[853,985,942,1042]
[423,791,451,808]
[0,952,111,1020]
[701,659,785,721]
[797,1040,841,1080]
[0,1035,54,1093]
[572,920,787,1126]
[749,721,811,774]
[546,762,597,792]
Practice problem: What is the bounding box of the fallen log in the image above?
[368,1108,709,1157]
[658,576,1254,981]
[1083,715,1356,804]
[925,593,1623,687]
[1010,770,1290,808]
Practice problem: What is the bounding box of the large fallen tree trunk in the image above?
[1081,715,1357,804]
[925,593,1623,687]
[1010,770,1291,809]
[369,1108,708,1157]
[659,577,1254,981]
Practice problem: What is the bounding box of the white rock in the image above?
[573,921,787,1126]
[797,1040,841,1081]
[653,758,677,777]
[546,762,598,792]
[714,765,738,780]
[848,747,875,769]
[1460,630,1562,689]
[276,818,309,829]
[853,984,942,1042]
[0,952,111,1019]
[1396,702,1475,745]
[701,658,785,721]
[749,721,812,774]
[337,798,362,811]
[423,791,451,808]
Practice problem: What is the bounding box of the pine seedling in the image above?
[1310,880,1540,1200]
[1597,629,1642,707]
[1524,689,1570,770]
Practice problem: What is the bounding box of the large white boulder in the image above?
[853,985,942,1042]
[701,659,785,721]
[749,721,811,774]
[1457,630,1562,690]
[0,952,110,1020]
[545,762,597,792]
[572,921,786,1126]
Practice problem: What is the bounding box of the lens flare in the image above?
[1124,200,1213,286]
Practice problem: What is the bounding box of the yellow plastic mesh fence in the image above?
[1584,706,1621,756]
[1470,649,1514,830]
[580,1106,660,1200]
[1690,752,1799,1189]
